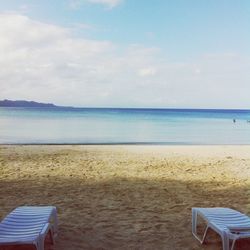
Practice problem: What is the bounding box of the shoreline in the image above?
[1,143,250,145]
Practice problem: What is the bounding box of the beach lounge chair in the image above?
[192,207,250,250]
[0,206,58,250]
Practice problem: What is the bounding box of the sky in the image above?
[0,0,250,108]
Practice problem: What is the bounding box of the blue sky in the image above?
[0,0,250,108]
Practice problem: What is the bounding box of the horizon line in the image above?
[0,99,250,111]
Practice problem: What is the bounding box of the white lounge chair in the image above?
[192,207,250,250]
[0,206,58,250]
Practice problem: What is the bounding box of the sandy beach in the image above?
[0,145,250,250]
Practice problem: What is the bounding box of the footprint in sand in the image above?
[154,224,162,230]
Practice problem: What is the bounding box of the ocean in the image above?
[0,107,250,144]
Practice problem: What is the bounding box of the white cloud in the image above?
[87,0,122,8]
[138,67,157,77]
[69,0,122,9]
[0,13,250,109]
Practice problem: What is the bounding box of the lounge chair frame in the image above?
[192,207,250,250]
[0,206,58,250]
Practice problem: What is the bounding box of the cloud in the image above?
[138,67,157,77]
[0,13,250,109]
[69,0,122,9]
[88,0,122,8]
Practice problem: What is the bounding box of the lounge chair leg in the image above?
[192,208,209,244]
[40,239,45,250]
[52,207,58,237]
[230,239,236,250]
[192,208,197,235]
[201,225,209,244]
[34,242,39,250]
[50,229,55,245]
[192,224,210,244]
[222,232,230,250]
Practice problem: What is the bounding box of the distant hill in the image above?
[0,99,57,108]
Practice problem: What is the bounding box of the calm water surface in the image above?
[0,107,250,144]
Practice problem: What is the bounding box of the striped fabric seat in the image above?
[192,207,250,250]
[0,206,58,250]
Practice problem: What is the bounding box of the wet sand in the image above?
[0,145,250,250]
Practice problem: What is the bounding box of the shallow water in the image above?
[0,107,250,144]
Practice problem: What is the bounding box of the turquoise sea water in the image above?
[0,107,250,144]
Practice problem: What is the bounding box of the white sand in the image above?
[0,145,250,250]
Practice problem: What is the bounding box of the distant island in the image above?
[0,99,58,108]
[1,99,249,112]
